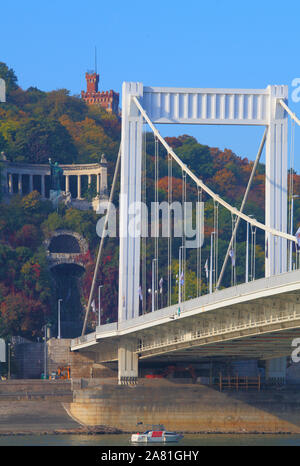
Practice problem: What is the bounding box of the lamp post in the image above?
[245,215,254,283]
[98,285,103,326]
[250,222,257,281]
[209,232,215,294]
[57,299,63,339]
[152,259,157,312]
[7,342,11,379]
[178,246,184,303]
[43,324,48,380]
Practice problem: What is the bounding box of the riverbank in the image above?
[0,379,121,435]
[68,379,300,434]
[2,379,300,435]
[0,400,123,435]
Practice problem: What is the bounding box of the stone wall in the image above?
[47,338,116,379]
[14,342,44,379]
[66,379,300,433]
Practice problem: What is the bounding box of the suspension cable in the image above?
[81,144,121,336]
[216,127,267,289]
[132,96,297,244]
[279,99,300,127]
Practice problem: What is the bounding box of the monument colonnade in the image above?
[1,155,108,201]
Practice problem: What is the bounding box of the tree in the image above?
[0,293,47,338]
[10,118,78,163]
[0,62,18,96]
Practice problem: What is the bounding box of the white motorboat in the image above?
[131,425,183,443]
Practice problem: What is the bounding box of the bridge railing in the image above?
[71,331,96,347]
[137,307,300,354]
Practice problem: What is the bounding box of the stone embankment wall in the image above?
[47,338,115,379]
[66,379,300,433]
[0,380,72,401]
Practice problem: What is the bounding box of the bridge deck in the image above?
[71,270,300,361]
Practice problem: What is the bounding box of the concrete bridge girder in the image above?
[71,272,300,381]
[134,293,300,360]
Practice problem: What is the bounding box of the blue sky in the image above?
[1,0,300,171]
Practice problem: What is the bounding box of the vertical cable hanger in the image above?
[230,213,237,287]
[168,152,173,307]
[154,135,159,310]
[197,186,203,297]
[141,124,147,314]
[288,119,295,271]
[213,200,219,290]
[182,168,187,302]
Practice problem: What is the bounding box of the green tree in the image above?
[6,118,77,163]
[0,62,18,96]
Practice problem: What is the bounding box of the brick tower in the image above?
[81,72,119,115]
[85,72,99,93]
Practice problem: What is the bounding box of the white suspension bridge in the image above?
[71,82,300,384]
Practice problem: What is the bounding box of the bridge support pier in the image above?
[265,356,286,385]
[118,339,138,385]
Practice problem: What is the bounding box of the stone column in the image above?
[77,175,81,199]
[18,174,22,194]
[100,167,107,196]
[29,174,33,193]
[65,175,70,193]
[41,175,45,198]
[96,173,100,194]
[88,174,92,189]
[8,173,13,194]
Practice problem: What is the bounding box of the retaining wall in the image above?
[66,380,300,433]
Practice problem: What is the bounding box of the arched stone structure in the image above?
[44,229,89,269]
[0,153,108,211]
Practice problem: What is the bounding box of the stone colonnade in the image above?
[1,157,107,201]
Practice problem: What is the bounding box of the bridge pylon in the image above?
[117,82,291,384]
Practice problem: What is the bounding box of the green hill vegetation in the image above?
[0,62,299,341]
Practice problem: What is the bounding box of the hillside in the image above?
[0,62,299,343]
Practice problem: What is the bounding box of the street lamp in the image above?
[250,222,257,281]
[209,232,215,294]
[178,246,184,303]
[57,299,63,339]
[43,324,50,380]
[246,214,254,283]
[98,285,103,326]
[7,342,11,379]
[152,259,157,312]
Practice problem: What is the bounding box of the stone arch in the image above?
[45,229,88,254]
[44,229,89,269]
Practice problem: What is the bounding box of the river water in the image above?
[0,433,300,446]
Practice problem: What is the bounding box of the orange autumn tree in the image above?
[0,293,47,338]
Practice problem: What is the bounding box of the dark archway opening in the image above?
[50,263,85,338]
[49,234,81,253]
